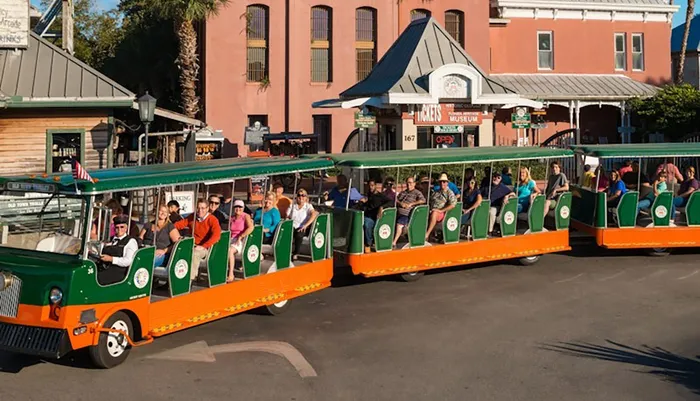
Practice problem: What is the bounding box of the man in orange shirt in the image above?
[174,199,222,281]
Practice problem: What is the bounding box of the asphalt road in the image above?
[3,242,700,401]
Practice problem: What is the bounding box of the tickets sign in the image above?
[414,104,482,126]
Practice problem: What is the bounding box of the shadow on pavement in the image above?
[0,349,97,373]
[541,340,700,394]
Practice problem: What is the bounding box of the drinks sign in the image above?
[414,104,482,126]
[0,0,29,48]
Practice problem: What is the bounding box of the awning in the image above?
[312,97,390,110]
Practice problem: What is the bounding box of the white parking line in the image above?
[677,270,700,280]
[599,270,626,281]
[554,273,584,284]
[635,269,667,282]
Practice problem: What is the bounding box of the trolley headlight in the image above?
[0,271,12,291]
[49,287,63,304]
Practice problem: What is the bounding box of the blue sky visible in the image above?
[31,0,119,12]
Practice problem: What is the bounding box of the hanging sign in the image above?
[414,104,482,126]
[434,125,464,134]
[354,112,377,129]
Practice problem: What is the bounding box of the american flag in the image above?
[71,159,95,183]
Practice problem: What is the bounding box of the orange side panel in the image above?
[599,226,700,249]
[347,230,571,277]
[147,259,333,337]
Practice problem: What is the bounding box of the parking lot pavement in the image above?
[3,245,700,401]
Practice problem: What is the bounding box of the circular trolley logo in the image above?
[314,232,325,249]
[560,206,570,219]
[247,245,260,262]
[174,259,189,280]
[655,205,668,219]
[446,217,459,232]
[133,268,149,289]
[504,211,515,225]
[378,224,392,240]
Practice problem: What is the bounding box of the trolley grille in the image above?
[0,322,68,358]
[0,274,21,318]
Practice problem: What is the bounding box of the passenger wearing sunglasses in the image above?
[209,195,229,230]
[99,214,139,285]
[288,189,318,260]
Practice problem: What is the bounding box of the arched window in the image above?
[311,6,332,82]
[355,7,377,81]
[445,10,465,48]
[411,8,431,21]
[246,4,269,82]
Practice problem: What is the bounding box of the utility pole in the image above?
[62,0,74,54]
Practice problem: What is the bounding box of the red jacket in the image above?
[174,213,221,249]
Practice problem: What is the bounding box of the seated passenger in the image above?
[324,174,363,208]
[595,166,609,192]
[654,159,684,184]
[98,215,139,285]
[432,171,461,200]
[621,162,650,192]
[425,174,458,241]
[393,176,426,247]
[480,167,492,190]
[606,170,627,207]
[501,167,513,186]
[359,179,393,253]
[209,195,229,230]
[638,171,668,215]
[545,161,569,211]
[288,188,318,260]
[515,167,541,213]
[481,173,516,236]
[619,160,633,177]
[273,183,292,217]
[253,191,281,245]
[140,205,180,267]
[227,200,254,282]
[167,200,183,223]
[461,178,483,225]
[174,199,222,281]
[581,164,595,189]
[673,166,698,213]
[383,177,397,202]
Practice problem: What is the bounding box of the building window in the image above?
[46,129,85,173]
[411,9,431,21]
[614,33,626,71]
[313,115,332,153]
[632,33,644,71]
[246,4,269,82]
[355,7,377,82]
[311,6,332,82]
[537,31,553,70]
[445,10,465,48]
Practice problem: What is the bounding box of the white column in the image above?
[575,100,581,144]
[568,101,574,130]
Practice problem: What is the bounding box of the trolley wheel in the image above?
[399,271,424,282]
[647,248,670,257]
[89,311,133,369]
[265,299,292,316]
[518,255,541,266]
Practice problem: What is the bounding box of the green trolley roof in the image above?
[0,157,334,195]
[571,143,700,158]
[314,147,573,169]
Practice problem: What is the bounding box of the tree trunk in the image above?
[675,0,695,84]
[174,17,200,119]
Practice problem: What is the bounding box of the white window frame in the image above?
[537,31,553,70]
[631,33,644,72]
[614,33,627,71]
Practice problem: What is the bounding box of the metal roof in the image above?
[0,157,335,195]
[0,31,134,103]
[312,147,573,169]
[491,74,658,100]
[672,15,700,52]
[340,17,515,99]
[572,143,700,158]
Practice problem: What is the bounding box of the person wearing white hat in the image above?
[425,173,457,241]
[227,199,254,282]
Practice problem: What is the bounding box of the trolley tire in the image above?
[265,299,292,316]
[88,311,133,369]
[647,248,670,257]
[399,271,424,282]
[518,255,541,266]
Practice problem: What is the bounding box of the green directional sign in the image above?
[354,112,376,129]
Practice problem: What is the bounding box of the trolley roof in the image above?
[571,143,700,158]
[0,157,334,195]
[317,147,573,169]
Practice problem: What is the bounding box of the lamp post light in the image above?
[137,92,157,165]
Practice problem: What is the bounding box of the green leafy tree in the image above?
[629,84,700,141]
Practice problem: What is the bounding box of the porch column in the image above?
[574,100,581,145]
[568,101,574,130]
[619,101,627,143]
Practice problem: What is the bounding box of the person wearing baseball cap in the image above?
[425,173,458,241]
[227,199,254,283]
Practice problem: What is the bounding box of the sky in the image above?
[30,0,119,12]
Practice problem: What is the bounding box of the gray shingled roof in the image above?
[0,31,134,102]
[491,74,658,100]
[341,17,515,99]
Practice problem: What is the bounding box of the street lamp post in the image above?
[137,92,157,165]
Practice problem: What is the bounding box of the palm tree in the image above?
[150,0,230,118]
[675,0,695,84]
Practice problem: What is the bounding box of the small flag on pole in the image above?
[71,159,95,183]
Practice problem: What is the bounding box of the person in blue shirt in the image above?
[606,170,627,207]
[432,171,461,199]
[515,167,541,213]
[253,191,281,244]
[324,174,363,208]
[501,167,513,186]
